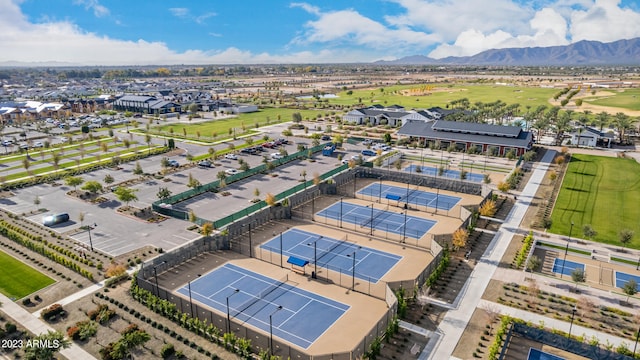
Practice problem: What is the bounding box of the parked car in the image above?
[1,140,13,146]
[321,135,331,141]
[361,149,377,156]
[197,160,213,168]
[262,142,275,148]
[167,160,180,167]
[33,141,44,148]
[224,153,238,160]
[19,143,29,150]
[225,169,239,175]
[42,213,70,227]
[270,153,283,159]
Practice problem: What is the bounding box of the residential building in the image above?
[567,126,614,148]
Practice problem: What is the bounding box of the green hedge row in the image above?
[0,222,94,281]
[425,247,450,288]
[514,231,534,269]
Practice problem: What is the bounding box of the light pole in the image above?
[226,289,240,334]
[339,198,343,228]
[346,248,361,291]
[153,261,166,297]
[269,305,283,357]
[561,221,574,278]
[636,255,640,270]
[307,237,320,278]
[402,210,408,243]
[633,325,640,358]
[87,223,97,251]
[188,274,201,318]
[568,305,577,339]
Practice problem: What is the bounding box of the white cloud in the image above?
[290,2,321,16]
[429,7,570,58]
[169,8,189,18]
[570,0,640,41]
[73,0,110,18]
[292,5,439,51]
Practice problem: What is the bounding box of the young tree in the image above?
[24,330,70,360]
[187,173,201,188]
[65,176,84,192]
[114,187,138,208]
[265,193,276,206]
[81,180,103,196]
[78,211,85,227]
[571,267,586,292]
[618,229,634,252]
[479,199,497,217]
[201,222,213,236]
[157,187,172,200]
[33,195,41,211]
[133,161,144,177]
[482,303,501,335]
[103,174,114,185]
[622,279,638,303]
[582,224,597,241]
[452,228,469,251]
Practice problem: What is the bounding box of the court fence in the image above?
[499,322,636,360]
[137,252,397,360]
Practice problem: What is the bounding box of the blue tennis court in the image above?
[404,164,486,183]
[357,183,461,211]
[551,259,585,276]
[527,348,565,360]
[260,228,402,282]
[316,201,436,239]
[177,263,348,349]
[615,271,640,290]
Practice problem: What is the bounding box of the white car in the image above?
[270,153,283,159]
[224,154,238,160]
[225,169,239,175]
[33,141,44,148]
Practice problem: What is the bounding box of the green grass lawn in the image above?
[154,108,326,138]
[550,154,640,249]
[582,88,640,111]
[325,84,558,109]
[0,249,55,299]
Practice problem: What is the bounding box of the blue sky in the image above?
[1,0,640,65]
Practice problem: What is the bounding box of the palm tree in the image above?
[595,111,609,131]
[614,112,635,144]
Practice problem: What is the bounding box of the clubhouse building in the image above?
[398,120,534,156]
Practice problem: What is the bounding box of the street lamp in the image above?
[560,221,574,278]
[226,289,240,334]
[346,248,361,291]
[87,223,97,251]
[269,305,283,357]
[153,261,167,297]
[568,305,577,339]
[188,274,201,318]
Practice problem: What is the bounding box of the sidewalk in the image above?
[426,150,557,360]
[0,292,96,360]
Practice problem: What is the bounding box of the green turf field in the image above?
[0,249,55,299]
[154,108,325,137]
[550,154,640,249]
[582,88,640,111]
[325,84,557,109]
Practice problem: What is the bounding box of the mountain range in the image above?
[376,38,640,66]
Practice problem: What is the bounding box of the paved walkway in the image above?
[0,292,96,360]
[426,150,557,360]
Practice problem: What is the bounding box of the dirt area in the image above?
[45,281,240,360]
[451,307,499,359]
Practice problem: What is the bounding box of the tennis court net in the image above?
[231,274,288,318]
[315,234,348,265]
[360,204,390,228]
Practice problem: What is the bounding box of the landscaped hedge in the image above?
[425,248,450,288]
[1,146,169,191]
[514,231,534,269]
[487,316,512,359]
[41,303,64,321]
[0,221,94,281]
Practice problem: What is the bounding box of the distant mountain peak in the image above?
[375,38,640,66]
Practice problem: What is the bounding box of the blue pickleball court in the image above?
[551,259,585,276]
[357,183,461,211]
[176,263,349,349]
[260,228,402,283]
[404,164,486,183]
[527,348,565,360]
[615,271,640,291]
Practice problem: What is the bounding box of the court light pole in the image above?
[307,240,318,278]
[633,325,640,358]
[339,198,343,228]
[346,248,361,291]
[402,210,408,243]
[226,289,240,334]
[269,305,283,357]
[153,261,166,297]
[560,221,574,279]
[568,305,577,339]
[188,274,201,318]
[636,255,640,270]
[370,204,374,235]
[87,223,97,251]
